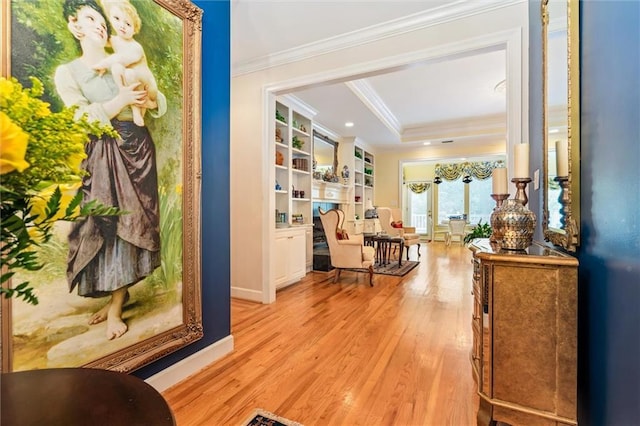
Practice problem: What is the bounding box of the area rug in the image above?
[242,409,304,426]
[373,260,419,276]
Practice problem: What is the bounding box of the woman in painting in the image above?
[54,0,166,340]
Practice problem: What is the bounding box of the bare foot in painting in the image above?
[88,290,129,325]
[106,287,129,340]
[106,315,128,340]
[88,303,109,325]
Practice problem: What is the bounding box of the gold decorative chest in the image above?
[468,239,578,426]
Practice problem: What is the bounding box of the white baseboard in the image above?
[231,286,263,302]
[145,334,234,393]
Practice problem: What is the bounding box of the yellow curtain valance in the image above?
[408,182,430,194]
[435,160,505,181]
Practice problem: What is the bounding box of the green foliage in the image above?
[463,219,493,244]
[1,77,119,305]
[159,185,183,286]
[147,184,182,289]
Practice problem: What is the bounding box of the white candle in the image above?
[556,140,569,177]
[492,168,508,194]
[513,143,530,178]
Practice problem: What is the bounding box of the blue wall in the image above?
[579,1,640,423]
[134,0,231,379]
[530,1,640,424]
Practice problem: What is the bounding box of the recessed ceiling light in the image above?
[549,128,560,134]
[423,142,431,146]
[345,122,354,127]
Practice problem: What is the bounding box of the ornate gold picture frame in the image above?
[1,0,202,372]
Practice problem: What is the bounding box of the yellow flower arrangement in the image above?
[1,77,119,305]
[0,112,30,174]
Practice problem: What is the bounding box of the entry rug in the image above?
[373,260,419,276]
[242,409,304,426]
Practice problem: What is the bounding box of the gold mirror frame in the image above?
[542,0,580,251]
[313,130,339,175]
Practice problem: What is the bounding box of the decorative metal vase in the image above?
[491,199,536,250]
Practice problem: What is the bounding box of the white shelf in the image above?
[291,147,310,156]
[274,97,313,229]
[292,127,310,137]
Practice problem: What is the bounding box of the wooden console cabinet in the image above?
[468,239,578,426]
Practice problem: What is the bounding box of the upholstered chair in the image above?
[318,208,376,286]
[376,207,421,260]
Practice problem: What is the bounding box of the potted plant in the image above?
[463,219,492,244]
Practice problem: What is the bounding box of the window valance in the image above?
[435,160,505,182]
[408,182,430,194]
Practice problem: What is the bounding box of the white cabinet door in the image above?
[274,227,306,289]
[363,219,381,234]
[274,232,290,287]
[289,230,306,280]
[305,227,313,272]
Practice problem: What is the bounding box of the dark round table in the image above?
[373,234,404,266]
[1,367,175,426]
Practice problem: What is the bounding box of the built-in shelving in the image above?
[354,145,374,221]
[274,98,313,227]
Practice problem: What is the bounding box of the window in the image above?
[437,177,494,225]
[469,177,493,224]
[437,179,464,223]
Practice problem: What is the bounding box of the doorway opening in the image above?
[403,181,433,241]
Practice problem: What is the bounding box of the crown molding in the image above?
[401,113,506,143]
[233,0,525,77]
[280,94,318,118]
[345,80,402,137]
[313,122,341,141]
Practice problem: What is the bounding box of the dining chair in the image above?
[447,218,469,246]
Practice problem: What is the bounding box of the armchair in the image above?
[318,208,376,286]
[376,207,421,260]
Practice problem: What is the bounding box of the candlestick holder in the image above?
[549,175,579,250]
[554,176,570,228]
[511,177,532,207]
[490,193,510,209]
[489,194,509,244]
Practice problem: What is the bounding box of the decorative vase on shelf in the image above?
[491,198,536,250]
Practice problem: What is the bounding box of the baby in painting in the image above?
[94,0,158,126]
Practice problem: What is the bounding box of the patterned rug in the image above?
[242,409,303,426]
[373,260,419,276]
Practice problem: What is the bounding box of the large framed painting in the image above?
[0,0,203,372]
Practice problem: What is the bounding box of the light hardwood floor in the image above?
[163,242,479,425]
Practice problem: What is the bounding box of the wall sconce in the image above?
[434,176,442,184]
[463,175,472,184]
